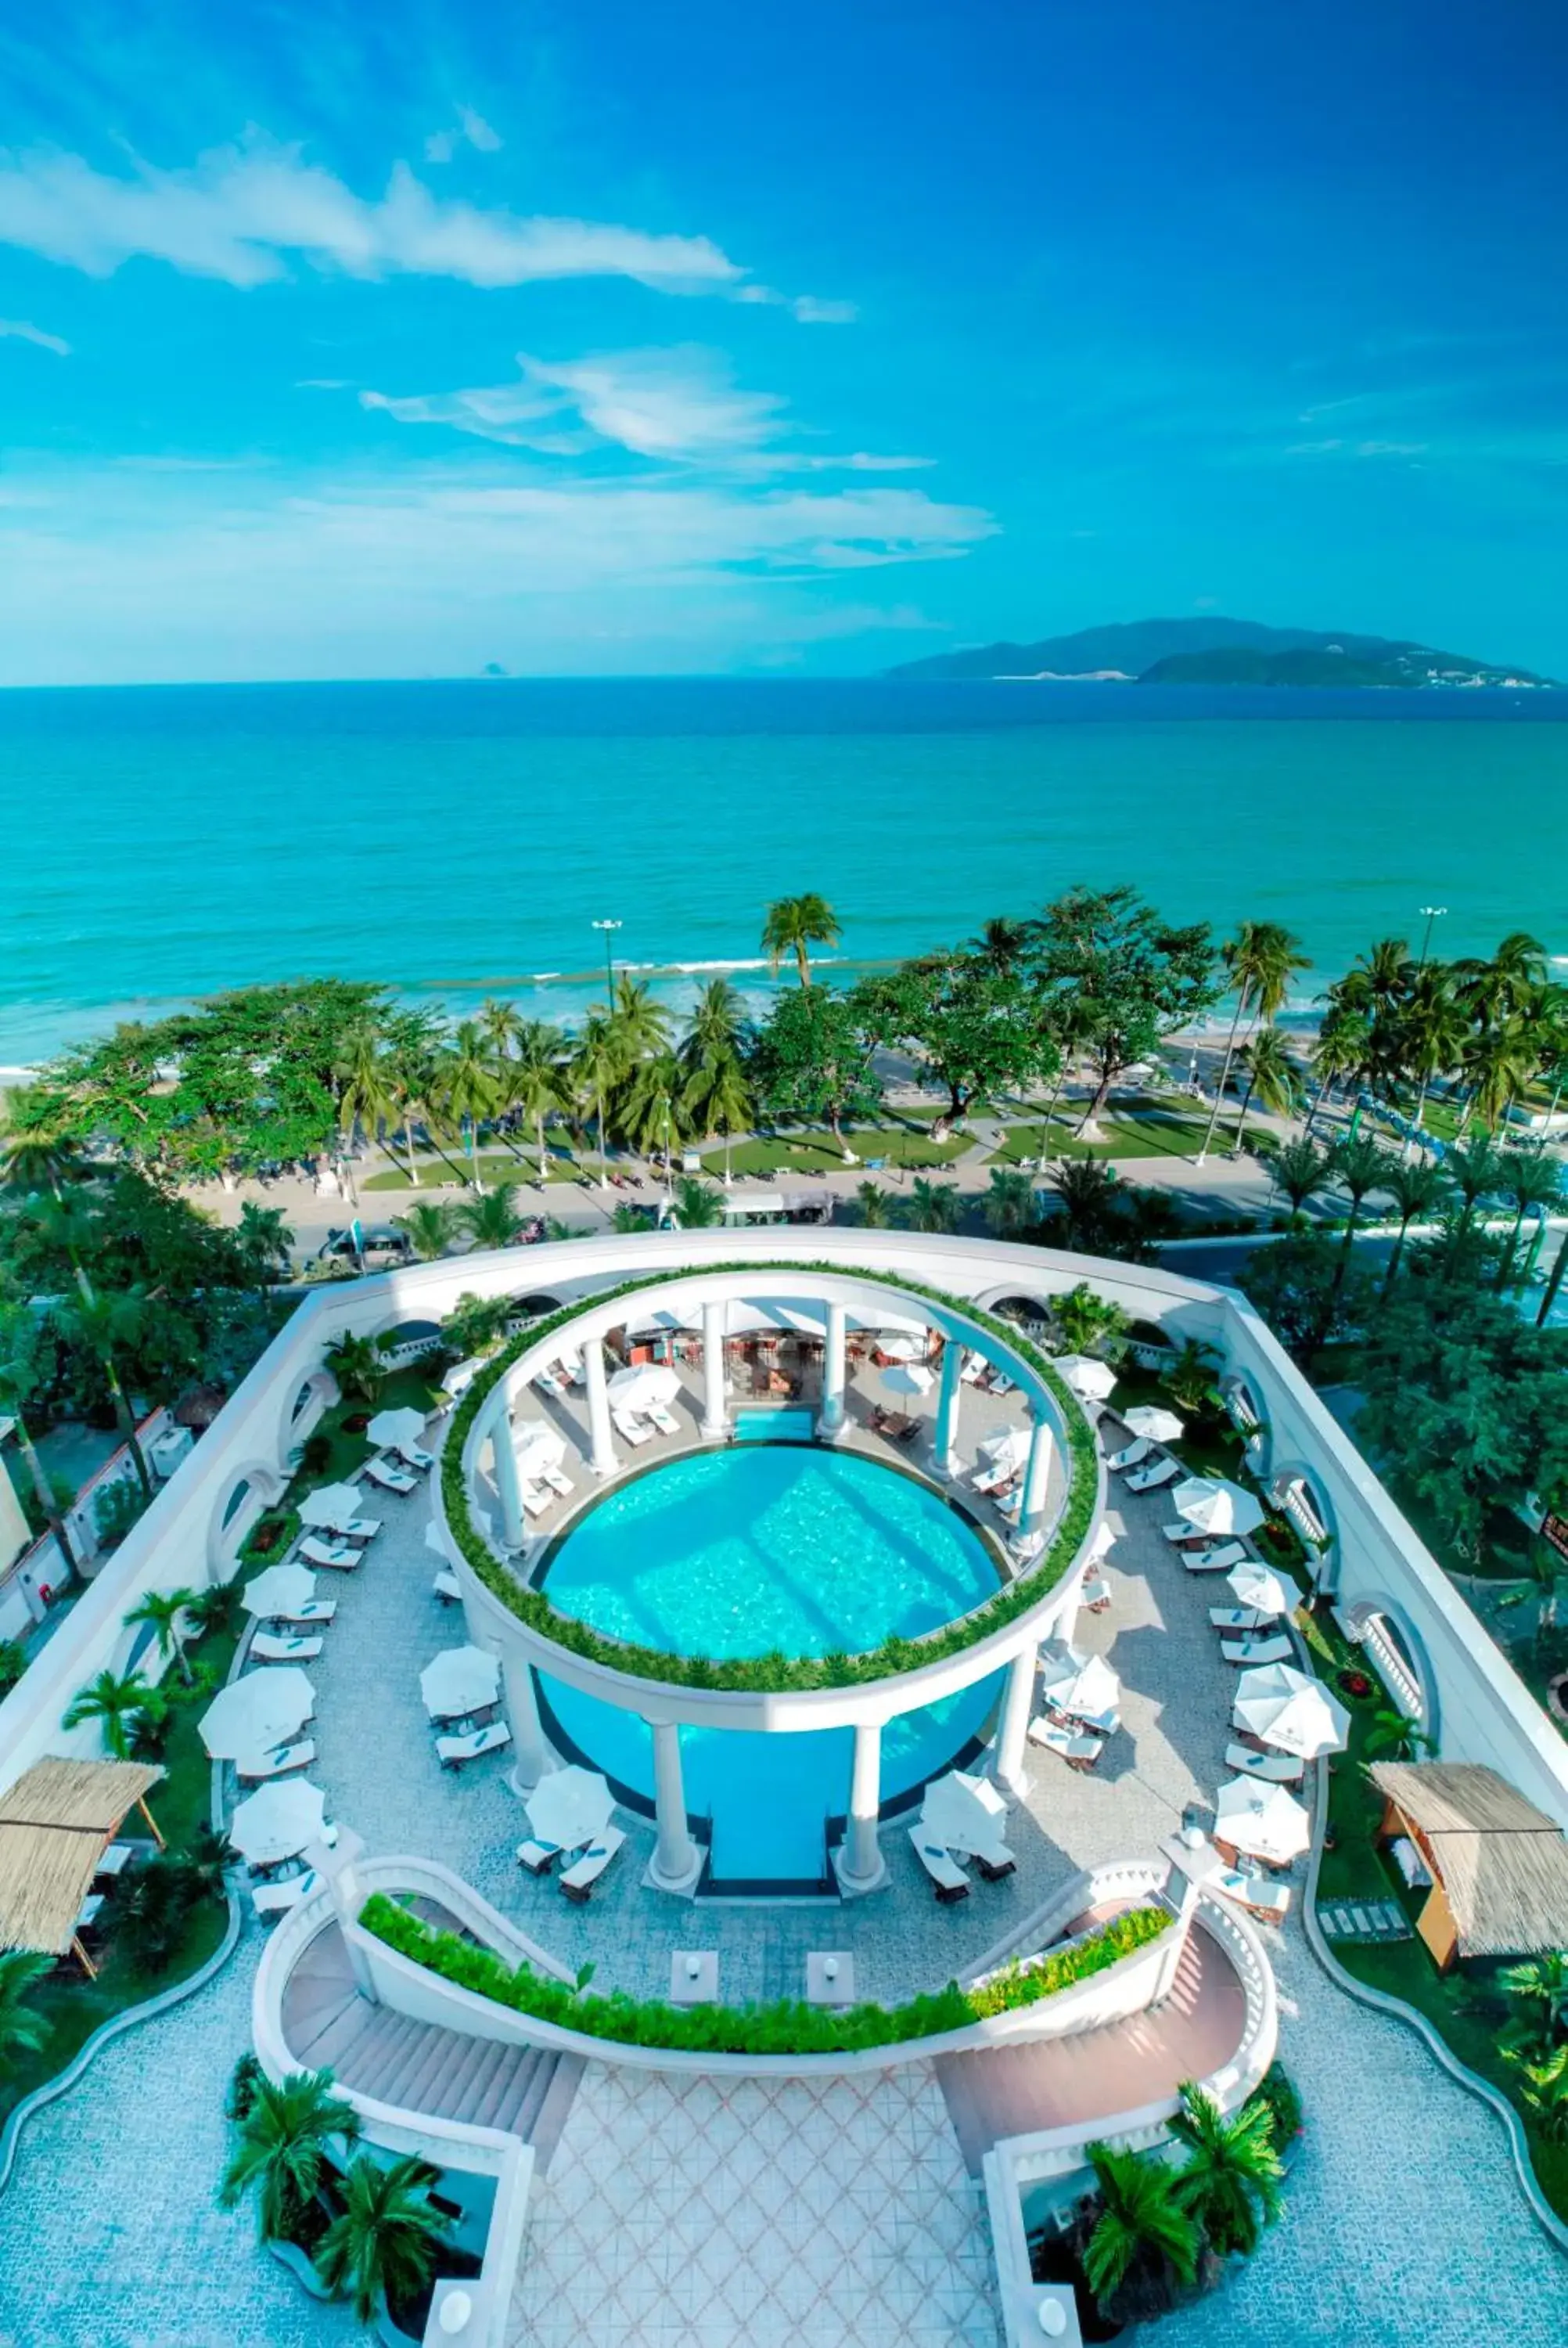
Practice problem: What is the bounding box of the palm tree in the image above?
[333,1028,398,1172]
[1305,1007,1372,1136]
[966,916,1029,975]
[383,1045,451,1188]
[854,1179,893,1229]
[500,1021,569,1182]
[323,1331,388,1406]
[1537,1226,1568,1329]
[235,1201,293,1297]
[1336,935,1415,1025]
[1494,1153,1563,1290]
[460,1183,523,1252]
[53,1288,153,1498]
[617,1050,689,1172]
[569,1012,623,1196]
[393,1201,455,1262]
[0,1084,80,1194]
[606,974,674,1071]
[1045,1157,1117,1251]
[1054,1283,1128,1359]
[1271,1137,1329,1226]
[683,1050,752,1186]
[1393,964,1467,1155]
[63,1668,154,1759]
[982,1168,1036,1238]
[0,1304,78,1575]
[1444,1135,1506,1243]
[477,996,523,1064]
[1512,2044,1568,2144]
[1527,985,1568,1148]
[669,1175,725,1229]
[1231,1027,1303,1147]
[905,1177,962,1235]
[1461,1016,1541,1136]
[1453,930,1548,1031]
[219,2068,362,2242]
[1196,922,1310,1164]
[1363,1707,1437,1761]
[0,1949,53,2080]
[1079,2140,1201,2322]
[313,2152,452,2325]
[1501,1953,1568,2057]
[761,891,840,988]
[1328,1134,1392,1285]
[682,976,747,1065]
[438,1021,498,1190]
[1378,1158,1449,1292]
[124,1586,199,1684]
[1168,2080,1284,2258]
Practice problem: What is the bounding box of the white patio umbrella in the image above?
[978,1425,1031,1471]
[1214,1777,1311,1865]
[881,1361,934,1395]
[367,1406,428,1452]
[1171,1476,1265,1539]
[874,1333,926,1362]
[512,1421,566,1474]
[919,1769,1009,1859]
[525,1766,616,1851]
[1037,1640,1121,1725]
[1232,1662,1350,1758]
[200,1668,315,1759]
[419,1645,501,1721]
[1226,1559,1292,1618]
[606,1362,682,1410]
[298,1482,365,1532]
[242,1564,318,1619]
[1121,1404,1185,1443]
[228,1779,330,1867]
[1054,1354,1118,1402]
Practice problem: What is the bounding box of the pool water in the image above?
[540,1444,1000,1660]
[537,1445,1005,1887]
[734,1406,815,1442]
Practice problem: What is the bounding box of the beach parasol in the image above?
[242,1564,318,1619]
[1038,1639,1121,1726]
[419,1646,501,1721]
[200,1669,315,1759]
[228,1779,331,1867]
[1121,1404,1185,1443]
[606,1362,682,1410]
[1226,1560,1292,1617]
[919,1769,1010,1860]
[1214,1777,1311,1865]
[1054,1355,1118,1401]
[298,1482,366,1532]
[881,1362,934,1395]
[1171,1476,1265,1539]
[367,1406,428,1452]
[1232,1662,1350,1758]
[525,1766,616,1852]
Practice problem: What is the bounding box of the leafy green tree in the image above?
[1494,1152,1563,1291]
[323,1331,389,1406]
[219,2068,363,2242]
[0,1949,53,2080]
[1053,1283,1129,1359]
[0,1083,81,1194]
[314,2152,453,2325]
[669,1176,726,1230]
[116,1849,203,1971]
[856,950,1059,1139]
[438,1021,498,1191]
[982,1168,1037,1238]
[1239,1233,1374,1365]
[761,891,840,987]
[1377,1158,1450,1293]
[1196,920,1310,1164]
[854,1180,894,1229]
[460,1183,523,1252]
[1041,1157,1118,1251]
[1362,1708,1436,1761]
[1512,2043,1568,2144]
[0,1304,78,1574]
[63,1668,155,1759]
[1501,1953,1568,2059]
[1025,886,1217,1133]
[1271,1137,1329,1224]
[1169,2080,1284,2258]
[52,1287,155,1497]
[746,988,882,1154]
[1079,2140,1201,2323]
[903,1177,962,1235]
[393,1202,456,1262]
[124,1586,199,1684]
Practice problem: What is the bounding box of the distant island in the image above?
[886,615,1557,689]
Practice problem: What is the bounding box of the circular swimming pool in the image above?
[538,1442,1002,1658]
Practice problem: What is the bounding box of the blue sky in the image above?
[1,0,1565,682]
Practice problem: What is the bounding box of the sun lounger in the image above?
[1179,1543,1251,1573]
[433,1569,462,1604]
[520,1482,552,1517]
[535,1370,565,1399]
[989,1372,1016,1397]
[612,1410,653,1446]
[1106,1437,1152,1473]
[237,1739,316,1782]
[95,1842,135,1879]
[908,1828,970,1903]
[1212,1867,1291,1924]
[972,1846,1017,1882]
[270,1597,338,1627]
[1081,1576,1113,1613]
[960,1354,987,1386]
[646,1402,681,1437]
[1125,1457,1180,1493]
[563,1359,586,1386]
[437,1720,513,1770]
[559,1825,627,1902]
[251,1867,319,1921]
[340,1518,383,1543]
[396,1443,436,1473]
[1225,1741,1305,1784]
[1220,1633,1293,1666]
[250,1631,325,1663]
[75,1892,106,1931]
[1027,1716,1105,1770]
[517,1837,567,1875]
[1209,1607,1268,1632]
[970,1463,1012,1496]
[542,1464,574,1499]
[299,1536,359,1570]
[365,1457,418,1495]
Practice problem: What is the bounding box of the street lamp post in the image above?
[589,918,622,999]
[1416,905,1448,971]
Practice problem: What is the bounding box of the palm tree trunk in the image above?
[1231,1068,1261,1151]
[723,1125,732,1184]
[796,943,811,988]
[401,1115,422,1187]
[1382,1215,1415,1298]
[535,1111,549,1185]
[599,1089,611,1194]
[1401,1070,1431,1164]
[1535,1234,1568,1325]
[1196,983,1251,1163]
[13,1408,77,1572]
[1075,1061,1117,1136]
[466,1118,484,1194]
[1536,1074,1565,1151]
[1496,1204,1529,1290]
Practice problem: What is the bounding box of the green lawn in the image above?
[984,1100,1266,1165]
[699,1125,972,1181]
[363,1149,576,1194]
[0,1626,239,2129]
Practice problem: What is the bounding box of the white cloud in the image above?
[425,106,503,164]
[0,315,70,355]
[789,295,858,326]
[0,138,745,294]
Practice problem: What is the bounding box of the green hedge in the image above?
[359,1891,1170,2056]
[438,1259,1101,1694]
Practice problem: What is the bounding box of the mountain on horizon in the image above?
[886,616,1556,688]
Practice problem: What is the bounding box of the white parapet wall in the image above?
[2,1228,1566,1834]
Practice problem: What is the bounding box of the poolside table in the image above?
[805,1951,856,2008]
[670,1950,720,2004]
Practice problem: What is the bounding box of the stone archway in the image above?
[208,1460,286,1582]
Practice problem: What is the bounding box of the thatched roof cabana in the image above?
[1370,1761,1568,1965]
[0,1759,165,1970]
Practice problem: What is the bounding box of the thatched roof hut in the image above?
[1370,1761,1568,1966]
[0,1758,164,1968]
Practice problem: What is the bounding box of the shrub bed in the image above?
[439,1262,1099,1694]
[359,1892,1169,2058]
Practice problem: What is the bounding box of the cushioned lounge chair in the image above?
[365,1457,418,1495]
[1106,1437,1152,1473]
[250,1630,324,1663]
[908,1828,970,1903]
[298,1536,359,1570]
[1212,1867,1290,1923]
[1125,1457,1180,1493]
[437,1720,513,1770]
[1027,1716,1104,1770]
[236,1739,316,1782]
[1224,1741,1304,1783]
[1220,1633,1293,1666]
[560,1825,627,1901]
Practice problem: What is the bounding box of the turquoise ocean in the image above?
[3,677,1566,1068]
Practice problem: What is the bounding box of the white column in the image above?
[503,1658,547,1793]
[1021,1417,1055,1536]
[932,1338,962,1475]
[836,1720,886,1894]
[490,1404,525,1548]
[583,1338,617,1477]
[700,1302,728,1439]
[647,1720,703,1892]
[818,1301,847,1440]
[994,1644,1037,1799]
